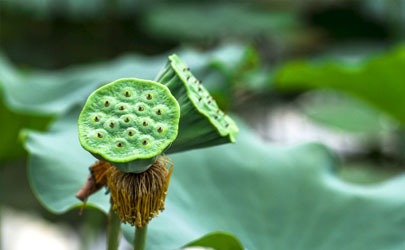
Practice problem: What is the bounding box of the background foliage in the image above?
[1,0,405,249]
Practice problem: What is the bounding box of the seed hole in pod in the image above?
[156,109,162,115]
[157,127,163,133]
[216,110,220,113]
[128,131,134,136]
[146,94,152,100]
[198,88,201,92]
[119,106,125,110]
[225,124,229,127]
[187,67,190,71]
[142,121,148,126]
[187,76,190,80]
[214,116,218,119]
[97,133,103,138]
[138,106,144,111]
[199,80,202,84]
[125,117,130,123]
[142,140,148,145]
[104,100,110,107]
[125,91,130,97]
[208,101,212,104]
[198,97,202,101]
[117,142,123,147]
[94,116,99,122]
[110,122,115,128]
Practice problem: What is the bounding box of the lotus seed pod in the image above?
[155,54,238,153]
[78,78,180,173]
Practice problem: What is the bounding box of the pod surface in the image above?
[78,78,180,163]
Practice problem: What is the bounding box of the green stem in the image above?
[134,226,148,250]
[107,208,121,250]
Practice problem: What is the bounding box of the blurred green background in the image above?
[1,0,405,249]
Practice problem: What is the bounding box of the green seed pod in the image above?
[78,78,180,173]
[156,54,238,153]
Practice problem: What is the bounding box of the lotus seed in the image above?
[142,140,148,145]
[142,121,148,126]
[105,100,110,107]
[157,127,163,133]
[110,122,115,128]
[94,116,99,122]
[128,131,134,136]
[157,109,162,115]
[97,133,103,138]
[147,94,152,100]
[125,118,130,122]
[138,106,144,111]
[119,106,125,110]
[117,142,123,147]
[125,91,130,97]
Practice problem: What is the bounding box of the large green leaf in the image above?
[24,107,405,249]
[275,45,405,125]
[0,45,246,115]
[122,128,405,249]
[0,100,51,162]
[297,89,397,134]
[182,232,243,250]
[24,108,110,213]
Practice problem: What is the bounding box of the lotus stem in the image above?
[134,225,148,250]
